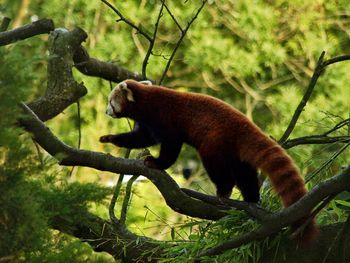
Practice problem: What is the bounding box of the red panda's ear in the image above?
[120,82,135,102]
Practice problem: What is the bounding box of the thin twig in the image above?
[142,0,165,79]
[305,142,350,183]
[32,139,44,168]
[164,3,183,32]
[323,55,350,67]
[279,51,326,143]
[322,118,350,136]
[283,135,350,149]
[109,172,124,225]
[101,0,152,42]
[120,175,139,225]
[279,52,350,144]
[159,0,207,84]
[68,100,82,177]
[109,120,133,225]
[0,17,11,32]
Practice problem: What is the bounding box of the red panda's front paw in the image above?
[144,156,160,169]
[99,135,115,143]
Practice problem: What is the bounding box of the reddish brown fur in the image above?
[100,80,318,243]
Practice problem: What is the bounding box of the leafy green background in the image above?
[1,0,349,261]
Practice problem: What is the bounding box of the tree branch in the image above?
[0,17,11,32]
[283,118,350,149]
[181,188,271,221]
[197,166,350,258]
[279,52,350,144]
[120,175,139,225]
[0,18,54,46]
[27,27,88,121]
[279,51,326,143]
[142,0,165,79]
[73,45,147,83]
[159,0,207,84]
[101,0,152,42]
[50,211,163,262]
[283,135,350,149]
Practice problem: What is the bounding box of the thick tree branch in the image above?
[73,46,147,83]
[27,27,88,121]
[50,211,163,262]
[0,18,54,46]
[197,166,350,258]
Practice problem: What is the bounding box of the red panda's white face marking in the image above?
[106,81,134,118]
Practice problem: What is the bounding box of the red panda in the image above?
[100,79,318,243]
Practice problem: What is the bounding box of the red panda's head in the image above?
[105,80,152,118]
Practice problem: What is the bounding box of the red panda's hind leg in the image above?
[235,162,260,203]
[200,152,236,199]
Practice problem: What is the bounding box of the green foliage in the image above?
[1,0,350,261]
[0,47,112,261]
[159,212,279,263]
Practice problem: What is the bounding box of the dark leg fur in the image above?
[144,141,182,170]
[99,125,156,149]
[235,162,260,203]
[200,146,259,201]
[200,153,236,198]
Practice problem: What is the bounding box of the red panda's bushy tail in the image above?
[247,141,318,244]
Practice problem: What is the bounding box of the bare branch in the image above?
[101,0,152,42]
[159,0,207,84]
[279,51,326,143]
[322,118,350,136]
[0,18,54,46]
[73,45,147,83]
[197,166,350,258]
[50,211,163,261]
[323,55,350,67]
[164,3,183,32]
[120,175,139,224]
[279,52,350,144]
[142,0,165,79]
[109,148,132,225]
[0,17,11,32]
[27,27,88,121]
[181,188,271,221]
[305,142,350,183]
[283,135,350,149]
[109,173,124,225]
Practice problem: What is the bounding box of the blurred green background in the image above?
[0,0,349,262]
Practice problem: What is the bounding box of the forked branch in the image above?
[279,52,350,144]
